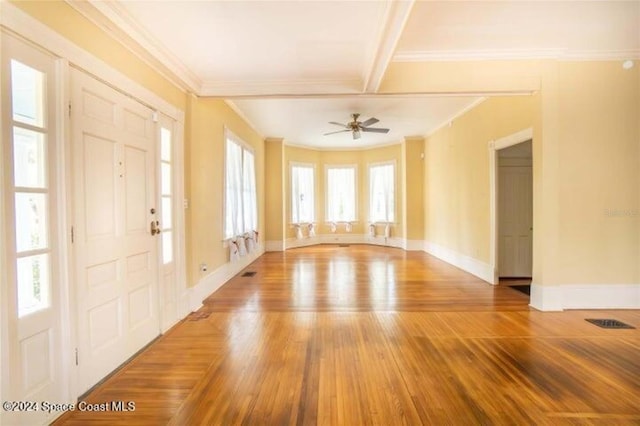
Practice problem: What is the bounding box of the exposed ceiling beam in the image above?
[203,90,534,100]
[362,0,415,94]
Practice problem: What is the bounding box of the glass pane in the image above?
[327,167,355,221]
[160,127,171,162]
[13,127,46,188]
[242,149,257,232]
[224,139,243,238]
[292,166,314,223]
[370,164,394,222]
[17,254,50,317]
[162,196,172,230]
[11,60,45,127]
[162,231,173,264]
[161,163,171,195]
[15,193,48,253]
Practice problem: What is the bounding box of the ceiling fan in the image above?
[324,113,390,140]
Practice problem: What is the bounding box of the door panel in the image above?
[84,134,117,238]
[72,68,160,393]
[498,165,533,277]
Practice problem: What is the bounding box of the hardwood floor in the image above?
[54,245,640,425]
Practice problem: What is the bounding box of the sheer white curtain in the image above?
[243,149,257,233]
[291,165,314,223]
[224,134,258,246]
[225,139,243,239]
[326,166,356,222]
[369,163,394,223]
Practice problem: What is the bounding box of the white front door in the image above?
[71,68,160,393]
[498,165,533,277]
[1,33,66,425]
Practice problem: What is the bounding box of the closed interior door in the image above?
[498,164,533,277]
[71,68,160,393]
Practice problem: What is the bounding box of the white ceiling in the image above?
[395,1,640,61]
[71,1,639,148]
[232,96,481,149]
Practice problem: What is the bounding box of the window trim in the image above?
[368,159,397,224]
[324,163,358,223]
[289,161,316,225]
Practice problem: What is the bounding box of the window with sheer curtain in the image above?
[291,164,315,224]
[369,162,395,223]
[224,132,257,239]
[326,165,356,222]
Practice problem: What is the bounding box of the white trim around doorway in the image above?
[488,127,533,285]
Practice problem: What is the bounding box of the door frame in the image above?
[0,30,73,423]
[1,1,188,406]
[488,127,533,285]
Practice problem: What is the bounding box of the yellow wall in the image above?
[555,62,639,284]
[264,139,285,244]
[403,138,425,241]
[10,0,186,110]
[186,98,265,286]
[283,144,405,240]
[419,60,639,287]
[380,61,542,94]
[424,96,537,263]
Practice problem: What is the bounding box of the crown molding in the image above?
[363,0,415,93]
[65,0,202,93]
[393,48,640,62]
[200,78,363,97]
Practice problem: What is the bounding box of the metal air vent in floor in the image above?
[585,319,635,329]
[339,244,350,247]
[241,271,257,277]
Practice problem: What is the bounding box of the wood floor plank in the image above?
[53,245,640,425]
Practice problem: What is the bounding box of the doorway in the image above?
[488,128,534,300]
[497,140,533,294]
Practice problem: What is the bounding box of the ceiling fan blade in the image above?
[353,130,361,140]
[324,130,350,136]
[361,127,389,133]
[329,121,348,128]
[360,117,379,127]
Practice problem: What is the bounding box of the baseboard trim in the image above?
[530,283,640,311]
[178,290,191,319]
[265,240,285,252]
[423,241,493,283]
[189,245,265,311]
[405,239,424,251]
[529,283,564,311]
[284,234,405,250]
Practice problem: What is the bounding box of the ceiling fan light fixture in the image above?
[324,113,389,141]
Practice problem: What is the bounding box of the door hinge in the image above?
[68,103,72,118]
[75,348,79,366]
[71,226,74,243]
